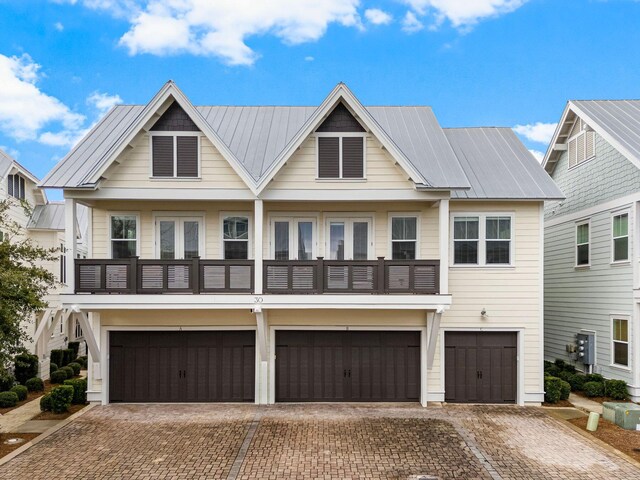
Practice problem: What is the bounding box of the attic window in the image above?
[151,134,200,178]
[7,174,25,200]
[568,118,595,168]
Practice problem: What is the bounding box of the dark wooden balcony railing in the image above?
[75,257,254,294]
[263,258,440,294]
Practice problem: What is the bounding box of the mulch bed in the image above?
[31,403,87,421]
[0,380,55,415]
[569,416,640,463]
[0,433,40,458]
[542,399,574,408]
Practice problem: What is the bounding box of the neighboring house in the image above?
[0,149,88,378]
[40,81,561,406]
[543,100,640,400]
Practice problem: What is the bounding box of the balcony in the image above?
[75,258,440,295]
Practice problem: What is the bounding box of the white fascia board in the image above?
[254,84,426,194]
[84,81,259,195]
[542,102,572,173]
[258,294,453,310]
[64,187,256,201]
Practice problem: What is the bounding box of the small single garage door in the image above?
[276,330,420,402]
[445,331,517,404]
[109,331,255,403]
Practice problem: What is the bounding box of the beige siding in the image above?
[427,201,543,398]
[99,309,256,326]
[101,133,249,190]
[268,136,414,190]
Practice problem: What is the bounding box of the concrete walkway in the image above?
[0,397,42,433]
[569,393,604,414]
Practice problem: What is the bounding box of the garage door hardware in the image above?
[343,369,351,378]
[178,370,187,378]
[476,371,483,379]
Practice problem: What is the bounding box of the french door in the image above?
[326,218,372,260]
[271,217,316,260]
[155,216,203,259]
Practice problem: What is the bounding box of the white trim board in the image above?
[545,191,639,227]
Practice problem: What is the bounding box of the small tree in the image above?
[0,199,58,370]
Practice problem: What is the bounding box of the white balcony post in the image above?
[64,197,78,293]
[439,199,449,295]
[254,199,264,294]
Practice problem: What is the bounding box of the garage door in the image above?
[445,332,517,404]
[109,331,255,403]
[276,331,420,402]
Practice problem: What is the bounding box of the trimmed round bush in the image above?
[40,394,52,412]
[557,370,573,383]
[63,349,74,367]
[25,377,44,392]
[0,391,19,408]
[554,359,567,370]
[14,353,39,385]
[68,341,80,359]
[544,365,561,378]
[583,381,604,397]
[562,363,576,374]
[64,378,87,404]
[50,385,74,413]
[0,370,16,392]
[585,373,605,384]
[61,366,75,379]
[544,376,565,404]
[67,362,81,376]
[50,369,68,384]
[49,362,59,375]
[604,379,628,400]
[10,385,28,402]
[568,373,586,392]
[559,379,571,400]
[544,360,554,371]
[50,350,65,368]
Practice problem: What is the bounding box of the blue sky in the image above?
[0,0,639,199]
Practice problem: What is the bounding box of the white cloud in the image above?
[0,145,20,159]
[54,22,64,31]
[513,122,558,145]
[402,11,424,33]
[87,91,123,114]
[402,0,528,28]
[529,149,544,163]
[365,8,392,25]
[304,56,315,62]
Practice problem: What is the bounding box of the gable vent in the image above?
[316,103,365,133]
[151,102,199,132]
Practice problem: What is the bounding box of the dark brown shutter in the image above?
[177,136,198,177]
[152,136,174,177]
[342,137,364,178]
[318,137,339,178]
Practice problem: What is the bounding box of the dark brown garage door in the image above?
[445,331,517,404]
[109,331,255,403]
[276,330,420,402]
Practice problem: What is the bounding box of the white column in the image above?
[438,199,449,295]
[254,199,264,294]
[64,197,78,293]
[255,309,269,405]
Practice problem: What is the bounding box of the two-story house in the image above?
[1,149,88,377]
[40,81,561,406]
[544,100,640,400]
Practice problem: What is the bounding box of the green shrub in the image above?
[75,356,87,369]
[583,381,604,397]
[49,362,59,375]
[544,360,554,371]
[568,374,586,392]
[557,370,573,383]
[554,359,567,370]
[50,385,74,413]
[604,379,628,400]
[61,366,75,379]
[585,373,605,384]
[10,385,28,401]
[562,363,576,374]
[50,369,68,384]
[544,376,569,404]
[67,362,81,376]
[0,370,16,392]
[25,377,44,392]
[63,349,74,366]
[68,341,80,359]
[64,378,87,404]
[545,365,561,377]
[14,353,39,385]
[0,391,19,408]
[40,394,52,412]
[50,350,65,368]
[559,379,571,400]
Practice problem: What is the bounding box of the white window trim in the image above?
[450,212,515,267]
[220,212,253,260]
[269,214,319,260]
[567,119,596,170]
[108,212,141,259]
[315,132,368,181]
[148,131,202,180]
[610,314,631,370]
[152,213,206,260]
[324,215,374,260]
[611,210,630,264]
[575,218,591,268]
[388,212,421,260]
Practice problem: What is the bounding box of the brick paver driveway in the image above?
[0,403,638,479]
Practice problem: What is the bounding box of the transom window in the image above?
[453,214,513,266]
[223,216,250,260]
[326,218,372,260]
[7,174,25,200]
[568,118,595,168]
[272,217,315,260]
[576,221,590,266]
[151,134,200,178]
[391,216,418,260]
[155,216,203,259]
[110,215,138,259]
[612,317,629,367]
[612,213,629,262]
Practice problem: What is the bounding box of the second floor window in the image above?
[151,134,199,178]
[156,216,202,259]
[391,216,417,260]
[576,221,590,266]
[111,215,138,259]
[317,135,364,179]
[7,174,25,200]
[272,218,315,260]
[223,216,249,259]
[453,217,479,264]
[612,213,629,262]
[453,214,513,266]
